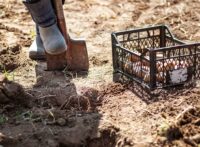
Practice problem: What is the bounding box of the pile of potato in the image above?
[123,53,190,83]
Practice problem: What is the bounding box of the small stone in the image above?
[57,118,66,126]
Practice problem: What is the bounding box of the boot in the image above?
[29,25,46,60]
[23,0,67,55]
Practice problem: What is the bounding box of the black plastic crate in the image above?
[112,25,200,90]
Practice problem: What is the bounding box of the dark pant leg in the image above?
[23,0,56,27]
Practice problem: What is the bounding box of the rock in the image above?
[57,118,66,126]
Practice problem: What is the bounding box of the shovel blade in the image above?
[46,51,67,71]
[67,39,89,71]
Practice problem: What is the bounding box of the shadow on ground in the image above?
[0,61,119,147]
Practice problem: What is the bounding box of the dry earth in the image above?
[0,0,200,147]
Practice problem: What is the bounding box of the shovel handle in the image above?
[52,0,69,44]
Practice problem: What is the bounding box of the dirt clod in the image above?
[0,76,32,106]
[0,44,21,71]
[156,107,200,146]
[166,125,183,141]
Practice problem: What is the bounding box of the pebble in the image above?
[57,118,66,126]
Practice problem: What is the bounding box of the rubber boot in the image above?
[29,25,46,60]
[23,0,67,55]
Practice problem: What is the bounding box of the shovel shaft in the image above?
[52,0,69,43]
[52,0,72,66]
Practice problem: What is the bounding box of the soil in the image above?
[154,107,200,147]
[0,44,21,72]
[0,0,200,147]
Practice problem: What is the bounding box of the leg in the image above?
[23,0,67,55]
[29,25,46,60]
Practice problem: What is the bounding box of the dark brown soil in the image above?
[0,75,105,147]
[0,75,31,106]
[0,44,21,72]
[154,107,200,147]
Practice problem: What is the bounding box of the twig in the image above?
[37,95,56,100]
[176,106,195,121]
[174,99,184,107]
[30,122,37,131]
[143,109,156,116]
[25,92,34,98]
[48,127,54,136]
[153,15,171,25]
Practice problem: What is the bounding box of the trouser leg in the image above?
[23,0,67,55]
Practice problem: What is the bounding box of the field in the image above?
[0,0,200,146]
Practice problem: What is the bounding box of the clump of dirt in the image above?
[87,125,119,147]
[156,107,200,147]
[78,87,102,109]
[0,74,31,106]
[0,44,21,72]
[99,83,126,97]
[90,56,109,66]
[60,95,92,111]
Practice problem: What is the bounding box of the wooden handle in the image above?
[52,0,69,43]
[52,0,72,67]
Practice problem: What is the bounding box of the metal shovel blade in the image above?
[67,38,89,71]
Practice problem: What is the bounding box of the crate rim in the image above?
[111,24,186,48]
[114,42,200,54]
[147,42,200,52]
[112,24,171,36]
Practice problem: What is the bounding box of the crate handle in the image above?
[165,25,175,40]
